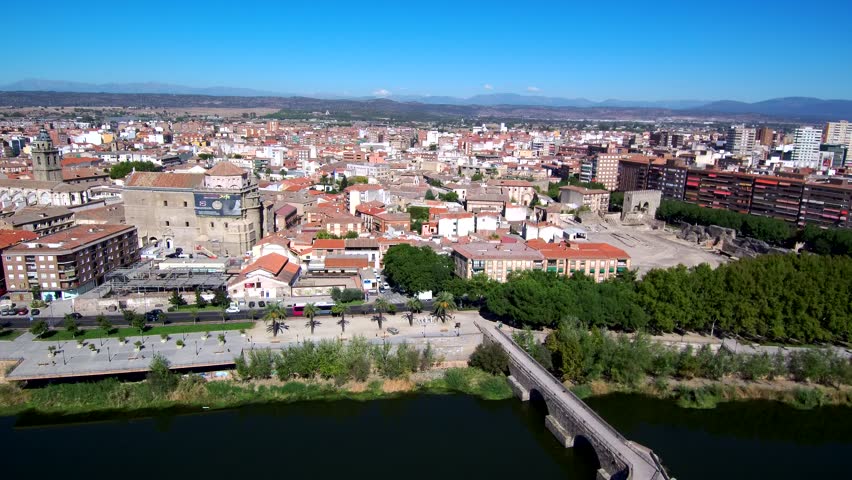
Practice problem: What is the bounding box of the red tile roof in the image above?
[527,240,629,259]
[0,229,39,250]
[125,172,205,189]
[312,239,346,249]
[241,253,289,275]
[207,162,247,176]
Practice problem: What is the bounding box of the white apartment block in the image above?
[791,127,823,168]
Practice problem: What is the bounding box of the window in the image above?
[224,222,229,229]
[163,201,168,206]
[42,282,48,288]
[50,273,55,279]
[210,222,214,228]
[16,265,22,271]
[165,221,170,226]
[185,222,190,227]
[6,266,10,271]
[183,201,188,207]
[51,282,57,288]
[47,256,53,260]
[38,256,44,261]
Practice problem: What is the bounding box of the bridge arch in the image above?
[479,321,668,480]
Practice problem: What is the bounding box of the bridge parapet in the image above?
[478,322,670,480]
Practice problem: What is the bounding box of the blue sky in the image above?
[5,0,851,101]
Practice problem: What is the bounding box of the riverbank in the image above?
[0,367,512,418]
[571,377,852,410]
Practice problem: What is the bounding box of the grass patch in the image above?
[421,368,513,400]
[170,304,227,312]
[571,383,593,399]
[0,329,24,341]
[37,322,255,341]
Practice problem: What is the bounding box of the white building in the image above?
[437,212,475,238]
[791,127,823,168]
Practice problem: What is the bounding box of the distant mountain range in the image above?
[1,79,850,121]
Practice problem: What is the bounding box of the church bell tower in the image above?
[31,129,62,182]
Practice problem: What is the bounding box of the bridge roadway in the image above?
[477,321,670,480]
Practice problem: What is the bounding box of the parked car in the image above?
[31,308,41,316]
[0,308,14,316]
[248,301,256,308]
[257,301,266,308]
[225,305,240,314]
[15,307,28,315]
[67,312,83,320]
[387,327,399,335]
[145,309,164,321]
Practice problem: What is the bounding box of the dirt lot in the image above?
[583,221,727,275]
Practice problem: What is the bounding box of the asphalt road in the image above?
[0,300,436,330]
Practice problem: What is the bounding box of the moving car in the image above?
[67,312,83,320]
[387,327,399,335]
[145,309,164,321]
[225,305,240,314]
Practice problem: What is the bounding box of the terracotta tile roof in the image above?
[324,255,370,269]
[313,239,346,249]
[207,162,247,176]
[345,184,384,192]
[0,229,39,250]
[125,172,205,189]
[241,253,289,276]
[527,240,629,260]
[62,167,108,181]
[7,224,135,252]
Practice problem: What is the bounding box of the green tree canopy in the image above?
[383,244,454,294]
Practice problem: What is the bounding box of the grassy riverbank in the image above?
[570,377,852,410]
[0,367,511,418]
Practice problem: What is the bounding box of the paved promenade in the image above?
[0,311,484,381]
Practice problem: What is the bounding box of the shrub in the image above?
[792,387,826,409]
[468,342,509,375]
[147,354,178,397]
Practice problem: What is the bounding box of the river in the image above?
[1,393,850,479]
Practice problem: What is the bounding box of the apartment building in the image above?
[527,239,631,282]
[0,230,38,296]
[799,180,852,229]
[437,212,475,238]
[791,127,823,169]
[4,224,139,301]
[683,169,753,214]
[559,185,610,213]
[579,154,621,191]
[452,242,544,282]
[726,125,757,156]
[344,184,390,215]
[0,207,75,236]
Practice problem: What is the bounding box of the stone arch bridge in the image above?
[477,321,671,480]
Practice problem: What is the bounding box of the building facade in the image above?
[4,224,139,301]
[123,163,270,257]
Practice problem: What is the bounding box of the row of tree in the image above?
[531,321,852,387]
[376,244,852,344]
[656,199,852,256]
[234,337,437,384]
[484,254,852,344]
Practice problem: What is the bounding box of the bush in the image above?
[147,354,178,397]
[468,342,509,375]
[792,387,826,409]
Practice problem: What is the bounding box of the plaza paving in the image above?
[0,310,485,380]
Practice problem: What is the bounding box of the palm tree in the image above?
[303,303,320,335]
[264,302,289,337]
[332,302,350,333]
[404,298,422,326]
[432,291,456,324]
[374,298,390,326]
